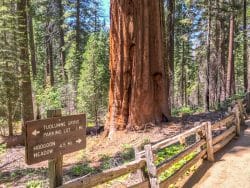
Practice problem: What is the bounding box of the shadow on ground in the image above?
[183,120,250,188]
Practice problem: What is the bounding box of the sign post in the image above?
[47,110,63,188]
[25,109,86,188]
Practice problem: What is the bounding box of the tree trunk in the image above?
[106,0,170,135]
[205,0,211,111]
[45,19,54,86]
[17,0,34,135]
[27,0,37,78]
[166,0,175,110]
[226,14,235,98]
[243,0,247,91]
[181,41,185,106]
[56,0,67,82]
[219,19,226,102]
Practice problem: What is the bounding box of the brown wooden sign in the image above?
[25,114,86,165]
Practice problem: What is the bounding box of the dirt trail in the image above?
[184,119,250,188]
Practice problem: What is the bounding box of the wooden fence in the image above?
[58,100,246,188]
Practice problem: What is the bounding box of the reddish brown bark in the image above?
[226,15,235,98]
[106,0,170,134]
[205,0,211,111]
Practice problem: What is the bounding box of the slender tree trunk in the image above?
[219,19,226,101]
[17,0,34,135]
[205,0,211,111]
[243,0,247,91]
[226,14,235,98]
[45,21,54,86]
[27,0,36,78]
[75,0,81,81]
[166,0,175,110]
[56,0,67,82]
[106,0,170,136]
[7,92,13,136]
[181,41,185,106]
[248,47,250,92]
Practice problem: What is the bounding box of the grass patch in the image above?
[26,180,43,188]
[0,143,6,155]
[71,163,96,176]
[154,144,198,183]
[172,106,203,117]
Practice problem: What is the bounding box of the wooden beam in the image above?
[212,114,235,130]
[235,105,241,136]
[157,140,206,175]
[58,159,146,188]
[129,180,150,188]
[144,144,159,188]
[47,109,63,188]
[213,132,236,153]
[132,146,146,182]
[205,122,214,161]
[213,126,236,145]
[138,124,205,157]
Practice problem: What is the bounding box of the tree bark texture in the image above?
[56,0,67,82]
[205,0,211,111]
[106,0,170,133]
[27,0,37,77]
[243,0,247,91]
[166,0,175,109]
[226,14,235,98]
[17,0,34,134]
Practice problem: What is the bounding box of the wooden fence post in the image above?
[47,109,63,188]
[204,122,214,162]
[237,100,246,125]
[246,92,250,113]
[235,105,241,136]
[144,144,159,188]
[133,146,146,182]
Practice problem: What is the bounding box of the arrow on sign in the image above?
[32,130,40,136]
[76,139,82,144]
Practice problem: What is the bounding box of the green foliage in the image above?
[0,143,6,155]
[158,151,197,182]
[71,163,95,176]
[155,144,185,165]
[120,146,135,163]
[35,85,62,116]
[77,31,109,124]
[154,144,197,183]
[26,180,43,188]
[172,106,203,117]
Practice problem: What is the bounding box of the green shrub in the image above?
[172,106,203,117]
[71,164,94,176]
[26,180,43,188]
[0,143,6,155]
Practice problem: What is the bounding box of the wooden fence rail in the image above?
[59,100,245,188]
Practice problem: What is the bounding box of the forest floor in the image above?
[0,111,228,188]
[183,119,250,188]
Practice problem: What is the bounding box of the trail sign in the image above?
[25,114,86,165]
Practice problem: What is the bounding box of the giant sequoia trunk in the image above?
[106,0,170,134]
